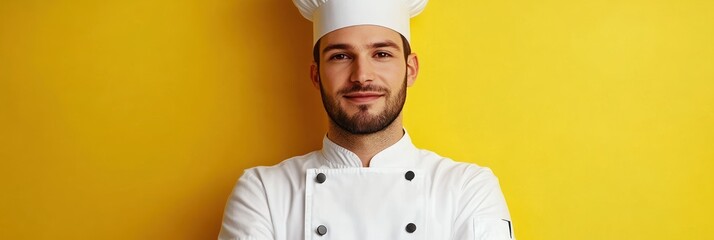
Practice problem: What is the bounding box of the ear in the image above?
[406,53,419,87]
[310,62,320,90]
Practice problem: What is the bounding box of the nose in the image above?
[350,56,374,84]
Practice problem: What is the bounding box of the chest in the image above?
[267,168,457,240]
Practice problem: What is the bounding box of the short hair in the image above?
[312,34,412,68]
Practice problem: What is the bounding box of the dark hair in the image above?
[312,34,412,68]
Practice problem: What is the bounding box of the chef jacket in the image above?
[218,131,514,240]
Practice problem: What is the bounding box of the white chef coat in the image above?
[218,131,514,240]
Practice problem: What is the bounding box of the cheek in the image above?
[320,68,352,90]
[321,66,347,82]
[375,63,406,83]
[318,74,342,94]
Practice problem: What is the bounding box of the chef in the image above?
[218,0,514,239]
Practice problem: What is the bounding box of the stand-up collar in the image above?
[320,130,420,168]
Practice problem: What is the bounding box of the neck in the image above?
[326,115,405,167]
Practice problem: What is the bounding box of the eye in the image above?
[374,51,393,58]
[329,53,350,60]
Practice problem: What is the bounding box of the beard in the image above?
[320,76,407,135]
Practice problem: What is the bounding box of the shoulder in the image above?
[221,151,325,239]
[416,149,511,219]
[416,149,500,187]
[241,150,322,189]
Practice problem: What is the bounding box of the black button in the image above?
[316,225,327,236]
[406,223,417,233]
[405,171,415,181]
[316,173,326,184]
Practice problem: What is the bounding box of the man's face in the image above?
[311,25,418,134]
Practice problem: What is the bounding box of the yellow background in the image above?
[1,0,712,239]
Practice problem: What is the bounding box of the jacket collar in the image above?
[320,130,420,168]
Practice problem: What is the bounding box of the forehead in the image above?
[319,25,404,50]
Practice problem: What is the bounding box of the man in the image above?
[218,0,514,239]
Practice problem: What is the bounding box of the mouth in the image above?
[343,92,384,103]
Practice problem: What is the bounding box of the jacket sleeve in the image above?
[452,166,515,240]
[218,169,274,240]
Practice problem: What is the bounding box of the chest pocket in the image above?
[304,168,426,240]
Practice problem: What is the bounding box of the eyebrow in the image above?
[321,40,402,55]
[322,43,352,55]
[371,40,401,51]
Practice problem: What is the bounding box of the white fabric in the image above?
[218,131,514,240]
[305,168,427,239]
[292,0,428,44]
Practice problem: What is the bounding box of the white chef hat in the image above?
[292,0,428,45]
